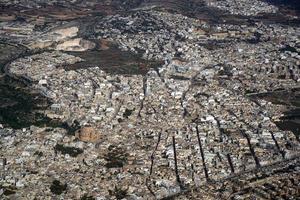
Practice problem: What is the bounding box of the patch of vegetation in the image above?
[61,120,81,136]
[66,44,163,76]
[54,144,83,157]
[244,89,258,95]
[170,75,190,80]
[280,45,298,53]
[123,108,134,118]
[50,180,67,195]
[80,194,95,200]
[104,145,128,168]
[0,75,65,129]
[0,185,17,196]
[217,65,233,77]
[109,186,128,200]
[161,196,175,200]
[33,151,43,157]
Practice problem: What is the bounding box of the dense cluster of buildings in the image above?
[207,0,278,16]
[0,0,300,199]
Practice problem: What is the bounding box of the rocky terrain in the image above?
[0,0,299,199]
